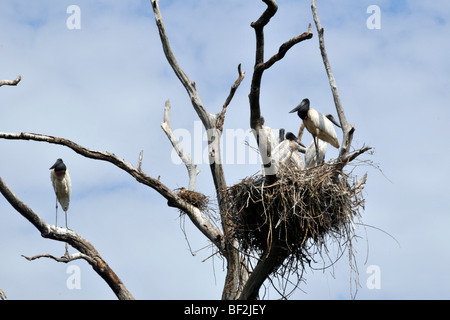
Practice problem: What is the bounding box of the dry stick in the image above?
[311,0,352,161]
[216,64,246,132]
[161,100,200,191]
[0,75,21,87]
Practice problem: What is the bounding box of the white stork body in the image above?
[289,98,341,149]
[271,132,304,175]
[303,108,340,149]
[50,159,71,228]
[304,139,327,168]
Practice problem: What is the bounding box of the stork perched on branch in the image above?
[290,98,341,164]
[50,158,71,229]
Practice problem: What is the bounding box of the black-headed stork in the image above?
[290,98,341,164]
[270,132,305,175]
[50,158,72,229]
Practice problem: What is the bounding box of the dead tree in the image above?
[0,0,370,300]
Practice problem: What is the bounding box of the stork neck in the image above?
[298,109,308,120]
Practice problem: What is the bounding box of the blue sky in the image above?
[0,0,449,299]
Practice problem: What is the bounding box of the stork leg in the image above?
[64,211,68,229]
[314,137,320,166]
[55,197,59,228]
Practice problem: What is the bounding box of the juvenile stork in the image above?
[289,98,341,162]
[270,132,305,175]
[50,158,71,229]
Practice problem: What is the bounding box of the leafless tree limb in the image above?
[248,0,313,180]
[342,146,372,165]
[0,75,21,87]
[0,131,225,255]
[0,289,6,300]
[22,251,96,265]
[151,0,213,128]
[216,64,246,132]
[263,24,312,71]
[0,176,134,300]
[311,0,353,160]
[161,99,200,191]
[151,0,247,299]
[239,0,313,300]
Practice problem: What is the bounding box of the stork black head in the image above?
[285,132,306,148]
[50,158,66,172]
[325,114,341,128]
[289,98,310,120]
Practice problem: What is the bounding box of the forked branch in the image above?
[241,0,313,300]
[161,99,200,191]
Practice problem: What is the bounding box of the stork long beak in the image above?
[289,98,310,113]
[289,106,300,113]
[325,114,341,128]
[285,132,306,148]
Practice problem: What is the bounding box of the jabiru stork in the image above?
[304,114,341,168]
[50,158,71,229]
[270,131,305,175]
[289,98,341,163]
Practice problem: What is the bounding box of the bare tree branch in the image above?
[249,0,278,132]
[0,131,225,254]
[341,146,372,165]
[22,251,96,265]
[216,64,245,132]
[0,176,134,300]
[150,0,227,205]
[239,240,289,300]
[311,0,353,160]
[239,0,314,299]
[249,0,312,180]
[0,75,21,87]
[263,24,312,71]
[161,99,200,191]
[151,0,213,128]
[150,0,246,299]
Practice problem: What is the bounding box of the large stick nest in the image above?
[222,162,366,269]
